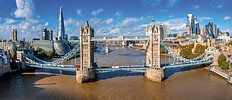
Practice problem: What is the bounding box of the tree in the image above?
[35,47,41,52]
[228,41,232,45]
[46,51,57,58]
[180,43,207,60]
[218,54,226,66]
[37,51,47,59]
[217,54,230,70]
[203,39,207,42]
[219,61,230,70]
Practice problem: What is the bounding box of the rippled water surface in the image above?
[0,46,232,100]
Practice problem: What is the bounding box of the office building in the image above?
[70,36,79,40]
[42,27,53,40]
[11,29,17,42]
[57,6,68,41]
[160,24,170,40]
[186,14,199,36]
[205,22,217,38]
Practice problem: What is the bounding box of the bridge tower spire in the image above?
[76,20,97,84]
[144,18,165,82]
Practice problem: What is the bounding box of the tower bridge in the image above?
[24,18,218,84]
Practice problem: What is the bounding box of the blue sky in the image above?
[0,0,232,40]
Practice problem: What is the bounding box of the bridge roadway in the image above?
[164,60,213,68]
[91,36,150,41]
[26,60,213,73]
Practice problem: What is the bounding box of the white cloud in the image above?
[169,15,174,18]
[76,9,83,16]
[191,5,200,10]
[141,0,162,7]
[64,18,75,27]
[44,22,48,26]
[168,0,178,7]
[141,0,178,7]
[90,18,101,25]
[120,18,139,27]
[0,20,45,40]
[105,18,114,25]
[217,5,222,8]
[5,18,17,24]
[75,22,80,27]
[199,17,212,22]
[159,9,168,12]
[91,8,104,16]
[161,18,186,33]
[114,11,122,17]
[14,0,39,23]
[223,16,231,21]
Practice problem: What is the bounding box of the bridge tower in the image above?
[144,18,165,82]
[76,19,97,84]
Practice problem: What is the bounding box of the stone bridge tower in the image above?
[76,19,97,84]
[79,19,95,70]
[144,18,165,82]
[145,18,161,68]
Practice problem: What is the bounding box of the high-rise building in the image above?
[199,29,204,36]
[11,29,17,42]
[205,22,217,38]
[186,14,199,36]
[70,36,79,40]
[57,6,67,41]
[42,27,53,40]
[160,24,169,40]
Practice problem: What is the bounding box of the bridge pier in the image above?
[144,18,165,82]
[145,68,165,82]
[77,19,97,84]
[76,70,97,84]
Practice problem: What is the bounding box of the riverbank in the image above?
[205,66,232,84]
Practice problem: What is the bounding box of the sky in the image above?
[0,0,232,41]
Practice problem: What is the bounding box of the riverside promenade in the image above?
[209,66,232,84]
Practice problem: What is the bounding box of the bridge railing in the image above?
[161,42,214,65]
[91,36,150,41]
[25,43,80,66]
[161,42,211,62]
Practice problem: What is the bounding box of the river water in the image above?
[0,46,232,100]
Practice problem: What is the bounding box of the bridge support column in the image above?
[144,18,165,82]
[145,68,165,82]
[76,19,97,84]
[76,70,97,84]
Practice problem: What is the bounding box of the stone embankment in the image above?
[207,66,232,84]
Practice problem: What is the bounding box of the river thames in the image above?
[0,46,232,100]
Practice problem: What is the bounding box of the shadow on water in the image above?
[0,69,58,99]
[35,68,76,76]
[164,64,210,79]
[97,70,143,80]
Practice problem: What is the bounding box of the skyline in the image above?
[0,0,232,40]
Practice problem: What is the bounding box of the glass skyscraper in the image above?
[205,22,217,39]
[57,6,67,41]
[186,14,199,36]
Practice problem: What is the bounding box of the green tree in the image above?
[180,43,207,60]
[203,39,207,42]
[35,47,41,52]
[46,51,57,58]
[228,41,232,45]
[219,61,230,70]
[37,51,47,59]
[218,54,226,66]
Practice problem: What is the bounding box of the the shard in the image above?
[58,6,65,41]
